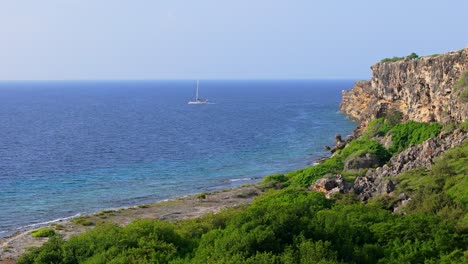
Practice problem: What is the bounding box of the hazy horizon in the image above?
[1,0,467,80]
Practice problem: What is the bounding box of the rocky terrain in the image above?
[316,46,468,203]
[340,46,468,130]
[354,128,467,201]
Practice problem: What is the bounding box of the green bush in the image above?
[380,52,419,63]
[388,121,442,153]
[260,173,289,189]
[195,192,208,199]
[365,110,403,138]
[287,156,344,187]
[338,139,391,164]
[72,216,94,226]
[406,52,419,60]
[460,121,468,132]
[380,56,405,63]
[31,228,56,238]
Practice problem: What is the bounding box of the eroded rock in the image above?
[340,47,468,127]
[311,174,353,199]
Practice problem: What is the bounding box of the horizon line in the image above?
[0,77,366,82]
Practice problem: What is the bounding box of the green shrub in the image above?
[406,52,419,60]
[460,121,468,132]
[365,110,403,138]
[380,52,418,63]
[94,210,116,219]
[338,139,391,164]
[385,109,403,127]
[287,156,343,187]
[196,192,208,199]
[51,224,65,231]
[442,122,458,133]
[380,56,405,63]
[31,228,56,238]
[388,121,442,153]
[260,173,289,189]
[72,216,94,226]
[365,118,386,137]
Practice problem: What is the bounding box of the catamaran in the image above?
[188,80,208,104]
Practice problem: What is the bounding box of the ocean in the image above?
[0,80,356,237]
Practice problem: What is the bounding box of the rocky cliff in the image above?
[315,46,468,203]
[340,46,468,130]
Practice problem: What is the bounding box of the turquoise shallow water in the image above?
[0,80,356,237]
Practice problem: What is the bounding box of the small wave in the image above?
[229,177,253,182]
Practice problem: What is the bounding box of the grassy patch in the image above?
[31,228,56,238]
[364,110,403,138]
[51,224,66,231]
[341,169,368,182]
[94,210,116,219]
[3,245,13,252]
[388,121,441,153]
[393,141,467,211]
[287,156,344,187]
[380,52,419,63]
[259,173,289,190]
[196,192,208,199]
[338,138,391,163]
[72,216,94,226]
[380,56,405,63]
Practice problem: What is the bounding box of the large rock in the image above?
[344,153,380,170]
[340,46,468,127]
[311,174,353,199]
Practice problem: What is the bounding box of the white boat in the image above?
[188,80,208,104]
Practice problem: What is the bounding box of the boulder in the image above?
[344,153,380,170]
[311,174,353,198]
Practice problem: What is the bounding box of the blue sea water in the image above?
[0,80,356,237]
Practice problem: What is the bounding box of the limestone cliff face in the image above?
[340,47,468,128]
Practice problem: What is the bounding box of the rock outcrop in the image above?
[340,47,468,129]
[310,174,353,199]
[353,129,467,201]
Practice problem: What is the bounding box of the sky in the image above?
[0,0,467,80]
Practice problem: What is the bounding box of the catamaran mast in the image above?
[196,80,199,100]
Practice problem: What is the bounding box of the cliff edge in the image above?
[340,46,468,131]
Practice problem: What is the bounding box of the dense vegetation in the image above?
[18,116,467,264]
[365,113,442,154]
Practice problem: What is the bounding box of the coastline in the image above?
[0,184,263,263]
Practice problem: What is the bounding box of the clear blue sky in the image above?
[1,0,467,80]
